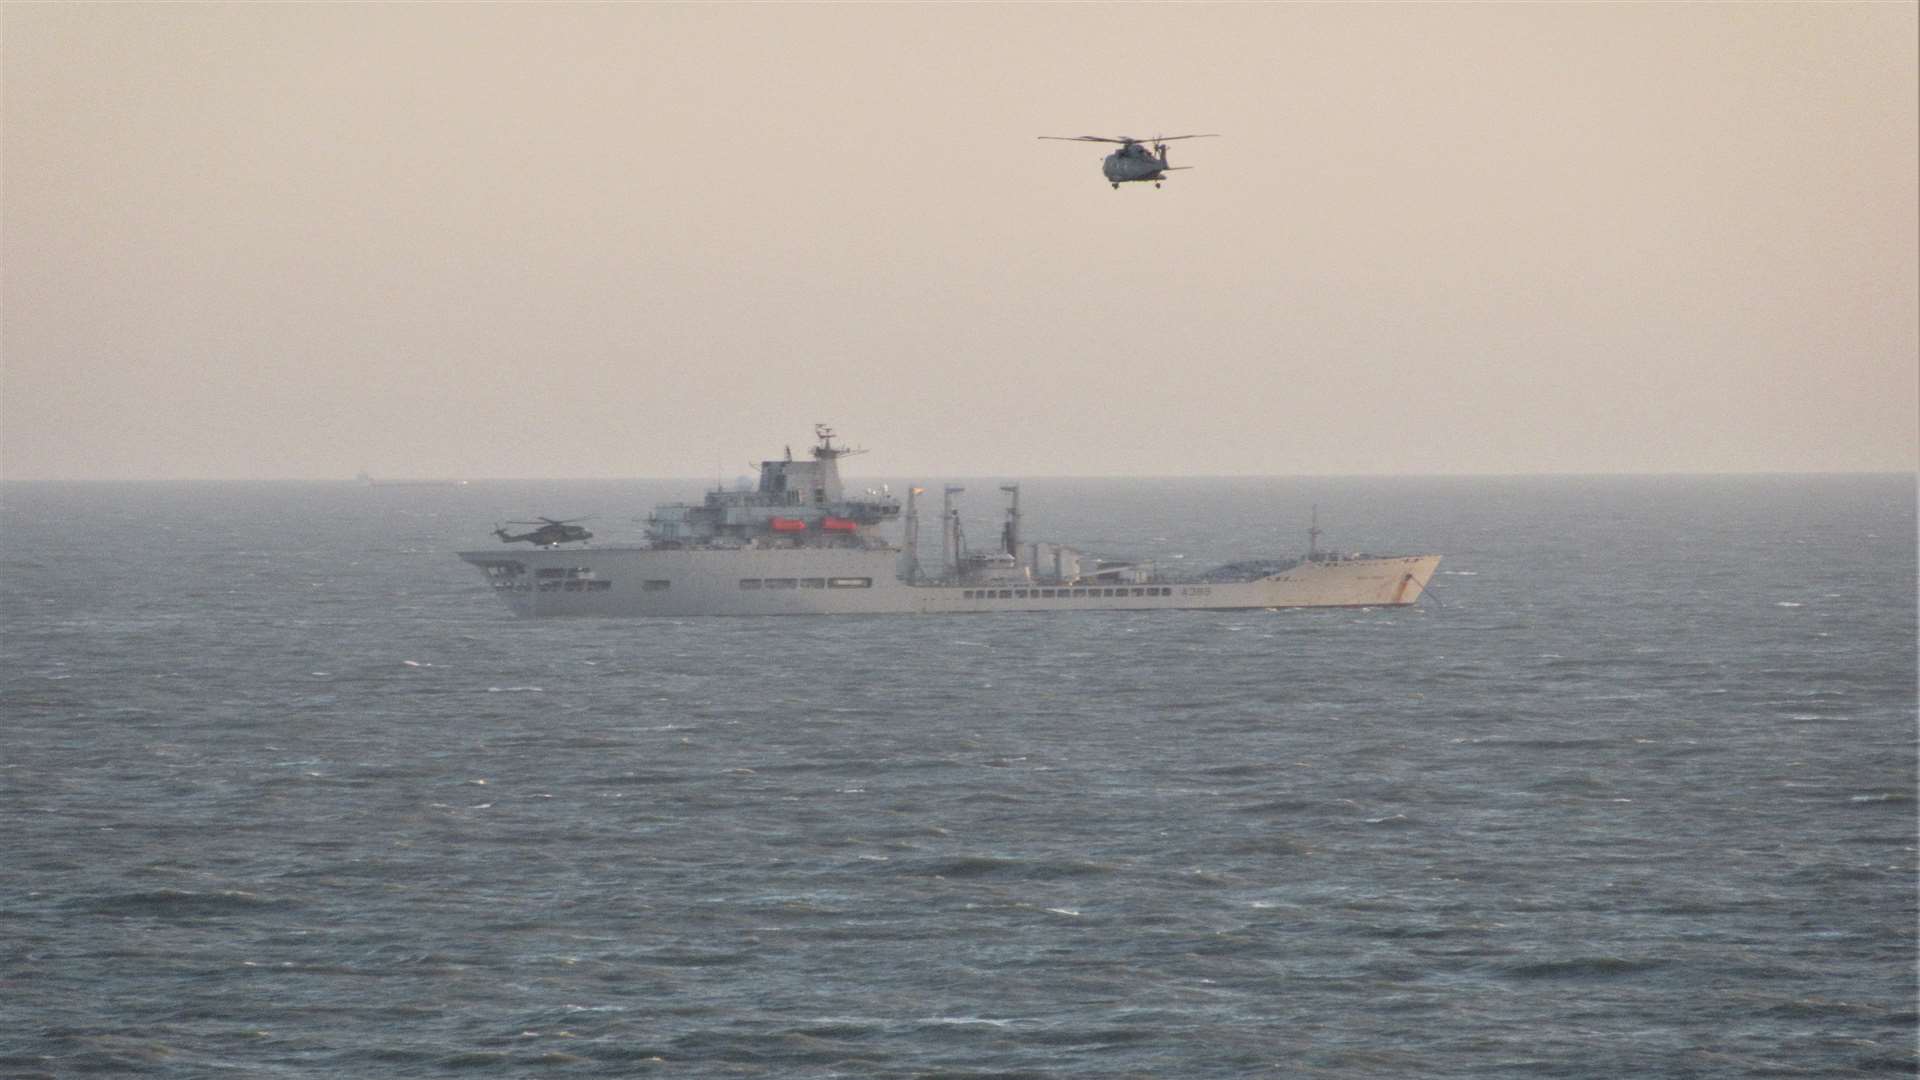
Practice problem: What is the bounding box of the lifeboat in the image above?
[822,517,858,532]
[769,517,808,532]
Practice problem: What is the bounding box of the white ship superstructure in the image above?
[458,427,1440,618]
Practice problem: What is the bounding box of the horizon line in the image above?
[3,468,1916,485]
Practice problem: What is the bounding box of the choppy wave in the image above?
[2,474,1912,1079]
[70,889,295,917]
[1500,956,1670,979]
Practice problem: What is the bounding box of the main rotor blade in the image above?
[1037,135,1130,143]
[1150,134,1220,142]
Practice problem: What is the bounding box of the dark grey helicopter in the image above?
[493,517,593,546]
[1038,133,1219,188]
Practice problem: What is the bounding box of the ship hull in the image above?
[457,546,1441,618]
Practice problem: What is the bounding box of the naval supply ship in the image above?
[457,427,1441,618]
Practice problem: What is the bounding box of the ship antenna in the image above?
[810,423,865,459]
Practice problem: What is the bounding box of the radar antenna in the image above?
[812,423,866,460]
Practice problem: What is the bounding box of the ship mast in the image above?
[1000,483,1021,556]
[904,486,924,583]
[942,485,965,580]
[810,423,866,460]
[1308,504,1322,559]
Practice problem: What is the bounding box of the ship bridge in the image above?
[645,426,899,547]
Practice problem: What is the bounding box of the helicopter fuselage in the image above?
[1041,133,1213,189]
[1103,158,1166,183]
[1102,144,1163,182]
[495,526,591,546]
[1101,142,1195,187]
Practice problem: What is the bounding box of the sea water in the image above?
[1,475,1913,1077]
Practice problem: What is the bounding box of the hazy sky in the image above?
[4,3,1915,480]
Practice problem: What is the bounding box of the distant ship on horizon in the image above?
[456,426,1441,618]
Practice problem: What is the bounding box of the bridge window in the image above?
[642,580,670,591]
[739,579,762,590]
[828,577,872,589]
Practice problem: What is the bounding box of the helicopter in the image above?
[493,517,593,546]
[1038,133,1219,189]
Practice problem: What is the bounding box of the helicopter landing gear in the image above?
[1111,183,1120,190]
[1154,182,1162,189]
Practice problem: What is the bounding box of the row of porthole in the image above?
[536,580,614,592]
[962,586,1171,600]
[738,578,874,590]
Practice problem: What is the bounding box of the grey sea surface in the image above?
[1,475,1914,1078]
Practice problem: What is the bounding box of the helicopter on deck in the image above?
[1038,133,1219,188]
[493,517,593,546]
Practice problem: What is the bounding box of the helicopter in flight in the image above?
[1038,133,1219,189]
[493,517,593,546]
